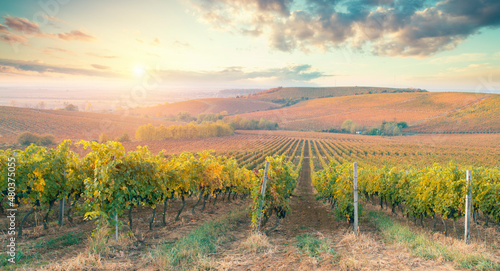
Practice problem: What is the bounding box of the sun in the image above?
[133,65,146,77]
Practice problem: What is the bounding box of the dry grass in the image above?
[336,230,381,270]
[38,252,135,270]
[87,225,112,256]
[369,210,500,270]
[35,225,137,270]
[239,232,273,254]
[145,206,247,270]
[38,252,105,270]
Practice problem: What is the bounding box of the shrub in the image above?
[116,132,131,142]
[98,133,108,143]
[17,132,40,146]
[38,134,55,145]
[64,103,79,111]
[17,132,55,146]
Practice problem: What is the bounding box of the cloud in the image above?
[43,15,62,22]
[0,59,118,77]
[0,65,39,76]
[43,47,77,55]
[4,16,41,34]
[0,24,8,33]
[189,0,500,57]
[57,30,96,41]
[3,16,96,44]
[0,34,28,43]
[173,40,190,47]
[159,64,329,82]
[91,64,110,70]
[86,52,118,59]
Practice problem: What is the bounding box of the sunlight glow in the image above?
[133,65,146,77]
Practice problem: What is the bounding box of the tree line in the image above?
[135,122,234,141]
[323,120,408,136]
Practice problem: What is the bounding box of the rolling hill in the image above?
[234,92,497,132]
[406,95,500,133]
[2,90,498,146]
[129,98,280,117]
[248,86,426,104]
[0,106,177,144]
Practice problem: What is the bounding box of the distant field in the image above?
[0,106,176,143]
[407,95,500,133]
[248,86,424,103]
[121,130,500,168]
[129,97,280,117]
[237,92,495,131]
[2,91,499,148]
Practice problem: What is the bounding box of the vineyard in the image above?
[313,162,500,232]
[1,131,499,269]
[0,140,305,237]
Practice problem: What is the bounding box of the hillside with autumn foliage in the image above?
[0,106,177,144]
[236,92,497,132]
[128,98,280,118]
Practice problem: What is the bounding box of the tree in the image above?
[37,101,46,109]
[116,132,131,142]
[176,112,194,122]
[64,103,79,111]
[98,133,108,143]
[85,102,93,112]
[341,120,355,133]
[38,134,56,145]
[17,132,55,146]
[17,132,40,146]
[397,121,408,129]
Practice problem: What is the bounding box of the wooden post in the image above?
[353,162,359,234]
[59,170,66,227]
[115,213,119,240]
[465,170,472,244]
[58,198,65,227]
[257,161,270,232]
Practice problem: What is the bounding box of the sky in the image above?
[0,0,500,93]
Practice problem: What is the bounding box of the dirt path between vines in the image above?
[212,140,456,270]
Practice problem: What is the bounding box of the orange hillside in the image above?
[129,98,280,117]
[236,92,493,131]
[0,106,177,144]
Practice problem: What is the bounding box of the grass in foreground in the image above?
[147,206,248,270]
[0,232,83,269]
[369,211,500,270]
[295,233,337,262]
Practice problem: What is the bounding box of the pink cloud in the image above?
[4,16,40,34]
[86,52,118,59]
[91,64,110,70]
[43,47,77,55]
[58,30,96,41]
[43,15,62,22]
[0,24,8,34]
[0,34,28,43]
